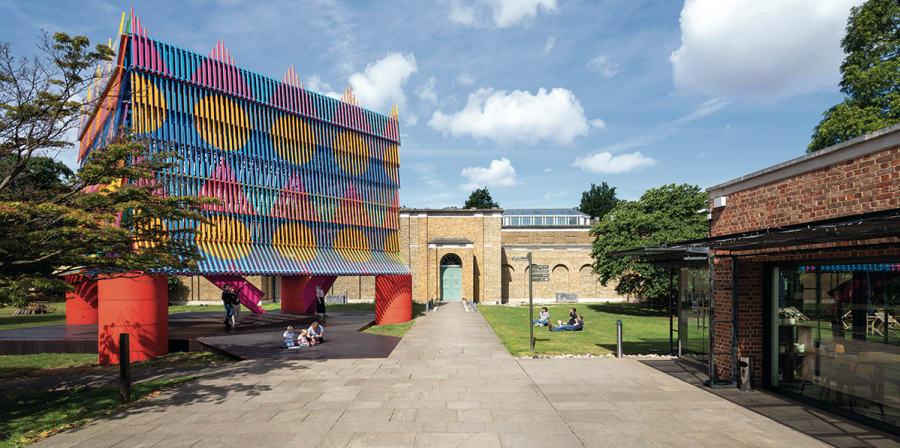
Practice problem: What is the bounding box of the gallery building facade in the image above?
[624,124,900,432]
[178,208,620,304]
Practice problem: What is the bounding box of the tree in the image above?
[0,155,73,200]
[0,140,212,308]
[808,0,900,152]
[590,184,707,301]
[0,33,211,308]
[464,187,499,209]
[1,32,113,192]
[578,182,619,219]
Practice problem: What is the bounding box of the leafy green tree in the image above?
[464,187,499,209]
[578,182,619,219]
[590,184,707,300]
[0,155,73,200]
[0,33,113,191]
[1,140,212,308]
[808,0,900,152]
[0,33,211,308]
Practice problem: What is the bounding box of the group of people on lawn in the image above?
[533,306,584,331]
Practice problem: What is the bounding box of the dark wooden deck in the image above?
[0,310,323,355]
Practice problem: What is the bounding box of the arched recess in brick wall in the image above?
[551,264,570,298]
[501,264,519,301]
[579,264,596,298]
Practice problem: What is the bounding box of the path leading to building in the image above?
[34,302,827,448]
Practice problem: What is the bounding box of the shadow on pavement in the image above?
[642,358,900,448]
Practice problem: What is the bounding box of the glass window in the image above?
[679,268,710,361]
[569,217,578,225]
[771,263,900,427]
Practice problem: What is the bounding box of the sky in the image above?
[0,0,864,208]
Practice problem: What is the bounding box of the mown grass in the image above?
[0,376,196,448]
[362,302,426,338]
[480,302,672,357]
[0,306,67,331]
[0,350,236,380]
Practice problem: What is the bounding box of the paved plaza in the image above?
[35,303,829,448]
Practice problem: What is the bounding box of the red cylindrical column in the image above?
[375,275,412,325]
[97,274,168,365]
[65,275,98,325]
[281,276,311,312]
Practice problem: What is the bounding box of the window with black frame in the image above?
[679,267,710,362]
[771,263,900,428]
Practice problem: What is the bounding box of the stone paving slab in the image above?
[33,302,829,448]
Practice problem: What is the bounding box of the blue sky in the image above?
[0,0,862,208]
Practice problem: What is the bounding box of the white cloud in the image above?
[590,119,607,130]
[305,74,342,99]
[305,74,331,94]
[405,114,418,127]
[449,2,476,25]
[573,152,657,174]
[543,167,552,173]
[416,76,438,104]
[460,157,518,190]
[412,163,446,189]
[587,55,622,78]
[429,87,591,145]
[544,189,567,199]
[450,0,558,28]
[457,73,477,86]
[671,0,863,100]
[600,98,729,153]
[491,0,558,27]
[348,52,417,113]
[543,36,556,55]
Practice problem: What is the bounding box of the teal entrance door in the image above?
[440,266,462,301]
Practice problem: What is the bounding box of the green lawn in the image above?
[0,376,195,448]
[480,303,673,357]
[0,350,236,380]
[362,302,426,338]
[0,306,66,331]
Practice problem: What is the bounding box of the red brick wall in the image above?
[712,245,900,386]
[710,146,900,237]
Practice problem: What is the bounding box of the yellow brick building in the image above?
[392,208,621,304]
[176,208,620,304]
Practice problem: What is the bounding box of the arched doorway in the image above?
[440,253,462,301]
[551,264,570,297]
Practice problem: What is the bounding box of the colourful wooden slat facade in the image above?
[78,12,408,277]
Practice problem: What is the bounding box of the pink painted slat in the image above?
[203,274,266,314]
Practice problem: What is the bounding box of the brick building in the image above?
[623,124,900,432]
[397,208,620,304]
[177,207,620,305]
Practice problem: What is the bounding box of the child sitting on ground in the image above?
[297,329,313,347]
[282,325,297,348]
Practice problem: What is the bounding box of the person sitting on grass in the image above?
[550,315,583,332]
[533,307,550,326]
[282,325,297,348]
[297,329,312,347]
[556,307,577,327]
[307,321,324,343]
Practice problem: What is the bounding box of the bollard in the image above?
[616,320,623,359]
[119,333,131,403]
